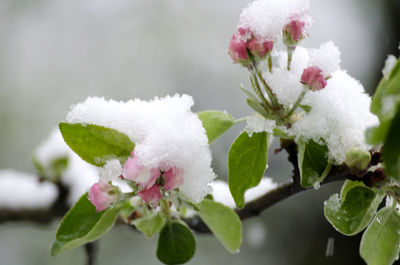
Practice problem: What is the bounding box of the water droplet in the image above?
[325,237,335,257]
[377,217,382,224]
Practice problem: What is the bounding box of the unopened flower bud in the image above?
[163,167,184,191]
[228,34,250,65]
[138,184,162,204]
[301,66,327,91]
[247,37,273,59]
[345,147,371,175]
[122,154,160,189]
[283,17,306,46]
[88,182,119,212]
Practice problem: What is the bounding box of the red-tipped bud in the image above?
[283,17,306,45]
[301,66,327,91]
[228,32,250,65]
[247,37,273,59]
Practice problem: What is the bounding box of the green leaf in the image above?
[383,108,400,180]
[239,85,259,102]
[297,138,331,188]
[32,155,69,181]
[51,193,122,256]
[299,104,312,113]
[156,220,196,265]
[197,199,242,253]
[59,122,134,167]
[51,157,69,177]
[133,212,166,238]
[272,128,294,140]
[228,131,269,208]
[324,183,384,236]
[360,206,400,265]
[246,98,272,119]
[368,57,400,144]
[198,111,235,143]
[340,180,365,202]
[371,57,400,117]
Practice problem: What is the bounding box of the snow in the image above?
[245,115,276,136]
[211,178,278,208]
[238,0,311,41]
[65,94,216,203]
[308,41,341,76]
[291,70,379,163]
[34,129,98,204]
[0,169,58,209]
[382,54,397,79]
[99,159,122,183]
[264,47,309,106]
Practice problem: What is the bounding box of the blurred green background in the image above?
[0,0,399,264]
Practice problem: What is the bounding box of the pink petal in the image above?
[163,168,184,191]
[88,182,117,212]
[301,66,327,91]
[138,184,162,203]
[248,37,273,59]
[122,156,161,188]
[283,16,306,44]
[229,33,249,64]
[122,156,144,181]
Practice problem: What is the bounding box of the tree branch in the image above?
[84,242,98,265]
[0,140,364,235]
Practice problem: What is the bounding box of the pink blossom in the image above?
[122,155,160,189]
[163,168,184,191]
[228,28,250,64]
[283,17,306,44]
[138,184,162,203]
[88,182,118,212]
[247,37,273,59]
[301,66,327,91]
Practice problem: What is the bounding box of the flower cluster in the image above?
[89,153,185,211]
[122,152,183,203]
[66,95,216,211]
[229,27,274,65]
[230,0,377,164]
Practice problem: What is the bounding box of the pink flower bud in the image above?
[163,167,184,191]
[301,66,327,91]
[88,182,118,212]
[247,37,273,59]
[122,155,160,189]
[283,17,306,45]
[229,28,250,65]
[138,184,162,203]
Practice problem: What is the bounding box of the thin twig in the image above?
[0,141,363,234]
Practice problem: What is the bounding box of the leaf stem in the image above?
[286,45,296,71]
[286,88,307,118]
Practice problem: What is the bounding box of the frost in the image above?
[382,54,397,79]
[245,114,276,136]
[386,196,400,212]
[0,169,58,209]
[308,41,341,76]
[291,70,379,164]
[66,94,216,203]
[238,0,311,41]
[313,181,321,190]
[35,129,98,204]
[211,177,278,208]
